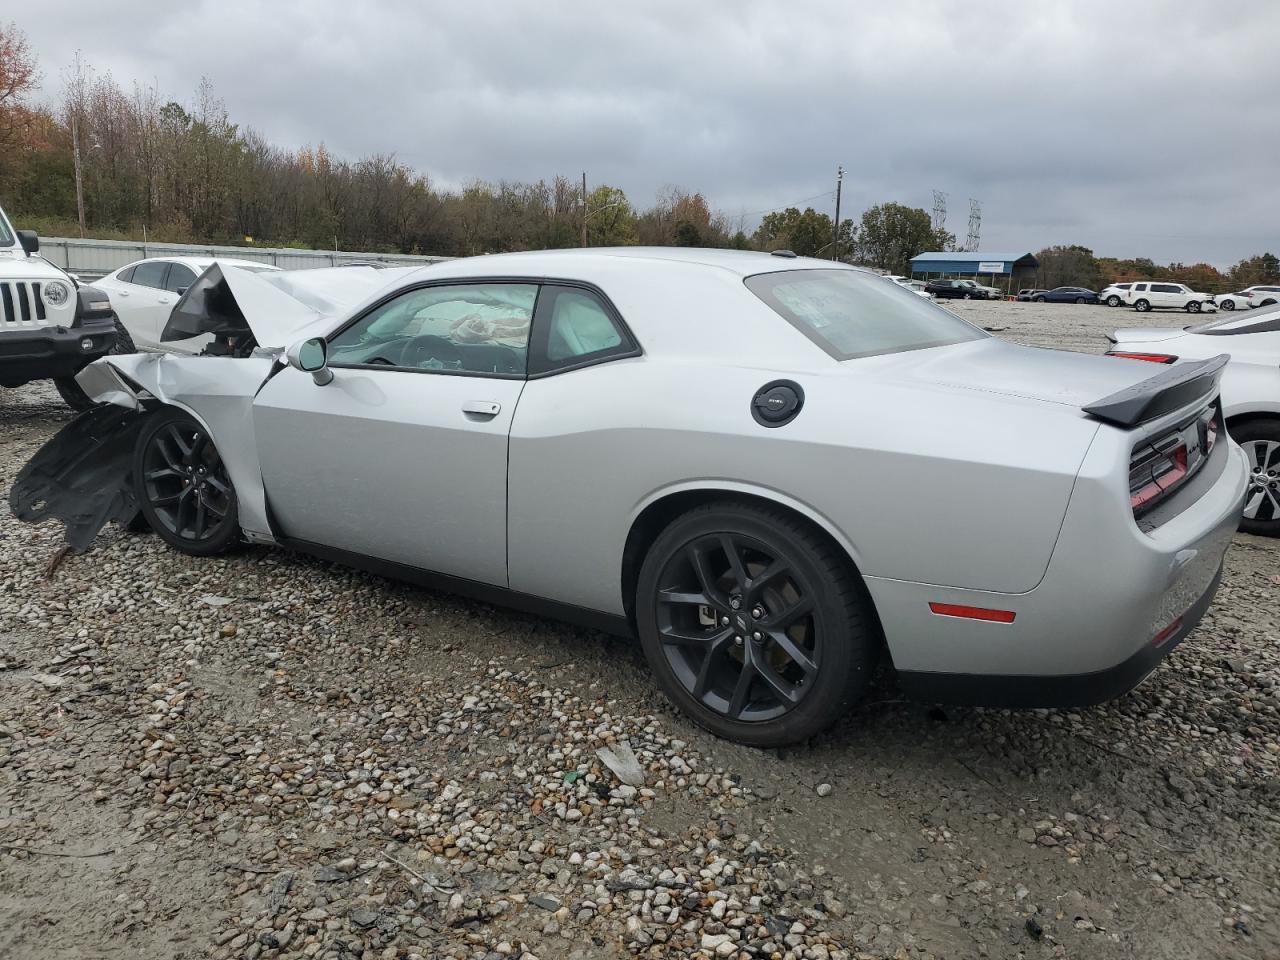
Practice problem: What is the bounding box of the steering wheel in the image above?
[402,334,466,369]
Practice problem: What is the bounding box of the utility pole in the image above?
[831,165,844,261]
[71,111,86,238]
[581,171,588,248]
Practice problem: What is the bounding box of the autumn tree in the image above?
[752,206,851,258]
[1035,245,1107,290]
[0,22,38,153]
[854,202,950,275]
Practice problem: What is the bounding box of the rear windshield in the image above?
[1186,306,1280,335]
[745,268,985,360]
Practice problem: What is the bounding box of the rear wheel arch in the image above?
[620,486,875,630]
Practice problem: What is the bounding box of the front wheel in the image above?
[1135,299,1151,312]
[1075,297,1086,304]
[636,500,878,746]
[962,293,972,300]
[132,407,240,555]
[1221,300,1235,311]
[1186,301,1201,313]
[53,317,137,411]
[1237,419,1280,538]
[1106,295,1121,307]
[1034,295,1046,303]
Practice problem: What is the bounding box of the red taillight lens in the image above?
[1107,352,1178,363]
[1129,403,1219,518]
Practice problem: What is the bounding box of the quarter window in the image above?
[327,283,536,377]
[116,265,136,283]
[528,286,634,374]
[132,261,170,289]
[165,263,197,293]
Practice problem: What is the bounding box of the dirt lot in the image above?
[2,300,1278,960]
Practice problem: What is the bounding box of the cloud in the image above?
[21,0,1280,265]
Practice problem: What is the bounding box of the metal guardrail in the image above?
[39,236,450,280]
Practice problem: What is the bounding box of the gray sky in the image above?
[20,0,1280,266]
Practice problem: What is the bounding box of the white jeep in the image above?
[0,204,132,408]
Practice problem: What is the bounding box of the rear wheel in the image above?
[1106,295,1122,307]
[962,292,972,300]
[1074,297,1086,304]
[1135,299,1151,312]
[636,500,877,746]
[132,407,240,555]
[53,317,136,411]
[1237,419,1280,538]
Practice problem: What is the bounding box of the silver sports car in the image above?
[11,249,1249,746]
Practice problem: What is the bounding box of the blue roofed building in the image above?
[908,251,1039,295]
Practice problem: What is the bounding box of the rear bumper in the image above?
[0,318,117,386]
[867,438,1248,708]
[896,561,1223,707]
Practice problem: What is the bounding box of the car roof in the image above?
[123,256,279,271]
[396,247,865,282]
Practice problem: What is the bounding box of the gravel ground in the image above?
[2,301,1278,960]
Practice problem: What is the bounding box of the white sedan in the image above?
[92,257,280,353]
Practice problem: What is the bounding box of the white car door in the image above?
[113,260,177,346]
[251,280,536,587]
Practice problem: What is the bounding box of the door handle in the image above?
[117,289,129,297]
[462,400,501,418]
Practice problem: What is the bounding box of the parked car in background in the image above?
[1016,289,1046,301]
[13,248,1248,746]
[1032,287,1100,304]
[887,276,933,299]
[1123,282,1214,313]
[92,257,280,353]
[1242,285,1280,308]
[1100,283,1133,307]
[1108,306,1280,536]
[968,280,1003,299]
[0,202,132,410]
[925,278,988,299]
[1212,291,1255,311]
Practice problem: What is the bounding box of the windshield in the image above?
[0,206,14,247]
[746,268,986,360]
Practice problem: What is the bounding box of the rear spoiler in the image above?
[1083,354,1228,428]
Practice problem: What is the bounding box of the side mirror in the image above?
[176,286,189,295]
[286,336,333,386]
[16,230,39,255]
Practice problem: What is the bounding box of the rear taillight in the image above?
[1107,352,1178,363]
[1129,404,1219,517]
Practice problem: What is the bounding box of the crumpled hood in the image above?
[162,263,422,347]
[859,337,1161,410]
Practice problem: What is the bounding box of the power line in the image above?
[734,189,837,220]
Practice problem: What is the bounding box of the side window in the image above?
[529,286,636,375]
[1153,284,1180,293]
[1133,283,1147,292]
[165,263,197,293]
[116,265,136,283]
[132,261,170,289]
[327,282,536,377]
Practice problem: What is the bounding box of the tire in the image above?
[962,293,972,300]
[1262,299,1277,308]
[53,316,137,411]
[1135,299,1151,312]
[1075,297,1086,304]
[1186,301,1201,313]
[1220,299,1235,311]
[1106,295,1121,307]
[132,407,240,556]
[635,499,878,747]
[1033,295,1046,303]
[1236,418,1280,538]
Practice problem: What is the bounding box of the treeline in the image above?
[0,27,1270,285]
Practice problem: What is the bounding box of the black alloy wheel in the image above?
[133,407,240,555]
[637,500,876,746]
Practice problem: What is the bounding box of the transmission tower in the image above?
[965,198,982,251]
[931,190,947,234]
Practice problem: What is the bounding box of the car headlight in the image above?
[42,280,71,307]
